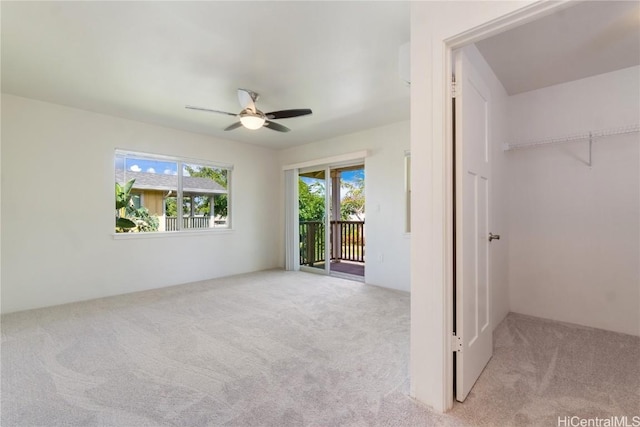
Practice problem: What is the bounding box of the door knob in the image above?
[489,233,500,242]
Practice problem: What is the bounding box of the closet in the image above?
[504,66,639,336]
[458,0,640,337]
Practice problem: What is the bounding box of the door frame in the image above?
[417,1,575,411]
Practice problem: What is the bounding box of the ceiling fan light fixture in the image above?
[186,89,312,133]
[239,113,266,130]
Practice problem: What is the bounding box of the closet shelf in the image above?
[504,124,640,152]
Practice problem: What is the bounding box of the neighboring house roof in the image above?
[116,170,226,195]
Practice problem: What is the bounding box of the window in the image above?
[115,150,231,233]
[131,192,143,210]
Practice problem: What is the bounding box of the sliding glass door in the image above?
[285,153,367,278]
[298,167,330,274]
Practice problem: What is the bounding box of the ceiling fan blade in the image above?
[224,122,243,131]
[185,105,237,116]
[265,109,312,120]
[237,89,258,113]
[264,120,291,132]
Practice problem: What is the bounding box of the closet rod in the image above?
[504,124,640,151]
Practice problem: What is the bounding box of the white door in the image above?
[454,49,493,402]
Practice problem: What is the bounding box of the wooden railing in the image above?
[299,221,325,266]
[165,216,211,231]
[299,220,365,266]
[332,220,365,262]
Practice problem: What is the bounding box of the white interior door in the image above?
[454,49,493,402]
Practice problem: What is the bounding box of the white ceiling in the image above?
[476,1,640,95]
[2,2,639,149]
[1,1,410,149]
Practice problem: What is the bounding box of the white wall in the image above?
[1,94,281,314]
[410,0,537,411]
[507,66,640,336]
[278,121,411,292]
[460,44,511,330]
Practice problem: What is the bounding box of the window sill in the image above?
[112,228,234,240]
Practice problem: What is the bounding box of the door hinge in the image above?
[452,334,462,352]
[451,77,457,98]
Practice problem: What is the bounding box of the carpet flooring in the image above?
[2,270,639,426]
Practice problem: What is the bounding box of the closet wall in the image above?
[506,66,640,336]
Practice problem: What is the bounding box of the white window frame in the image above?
[114,149,233,238]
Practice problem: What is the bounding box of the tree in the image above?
[340,176,365,220]
[165,197,178,217]
[183,166,228,218]
[115,179,159,233]
[299,178,325,222]
[115,179,137,231]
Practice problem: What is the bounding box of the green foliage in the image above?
[115,180,135,211]
[298,174,365,222]
[340,176,365,220]
[183,165,228,218]
[128,207,160,232]
[116,217,136,229]
[165,197,178,217]
[299,178,325,222]
[115,178,159,233]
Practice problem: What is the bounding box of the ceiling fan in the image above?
[186,89,312,133]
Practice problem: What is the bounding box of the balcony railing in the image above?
[299,220,365,266]
[165,216,226,231]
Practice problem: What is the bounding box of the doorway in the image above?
[298,164,365,279]
[447,0,639,409]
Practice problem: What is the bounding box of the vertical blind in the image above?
[284,169,300,271]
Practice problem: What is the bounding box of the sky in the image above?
[342,170,364,183]
[116,156,210,176]
[300,169,363,184]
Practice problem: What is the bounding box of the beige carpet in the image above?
[2,270,639,426]
[450,313,640,425]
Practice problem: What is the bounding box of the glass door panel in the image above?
[298,168,329,272]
